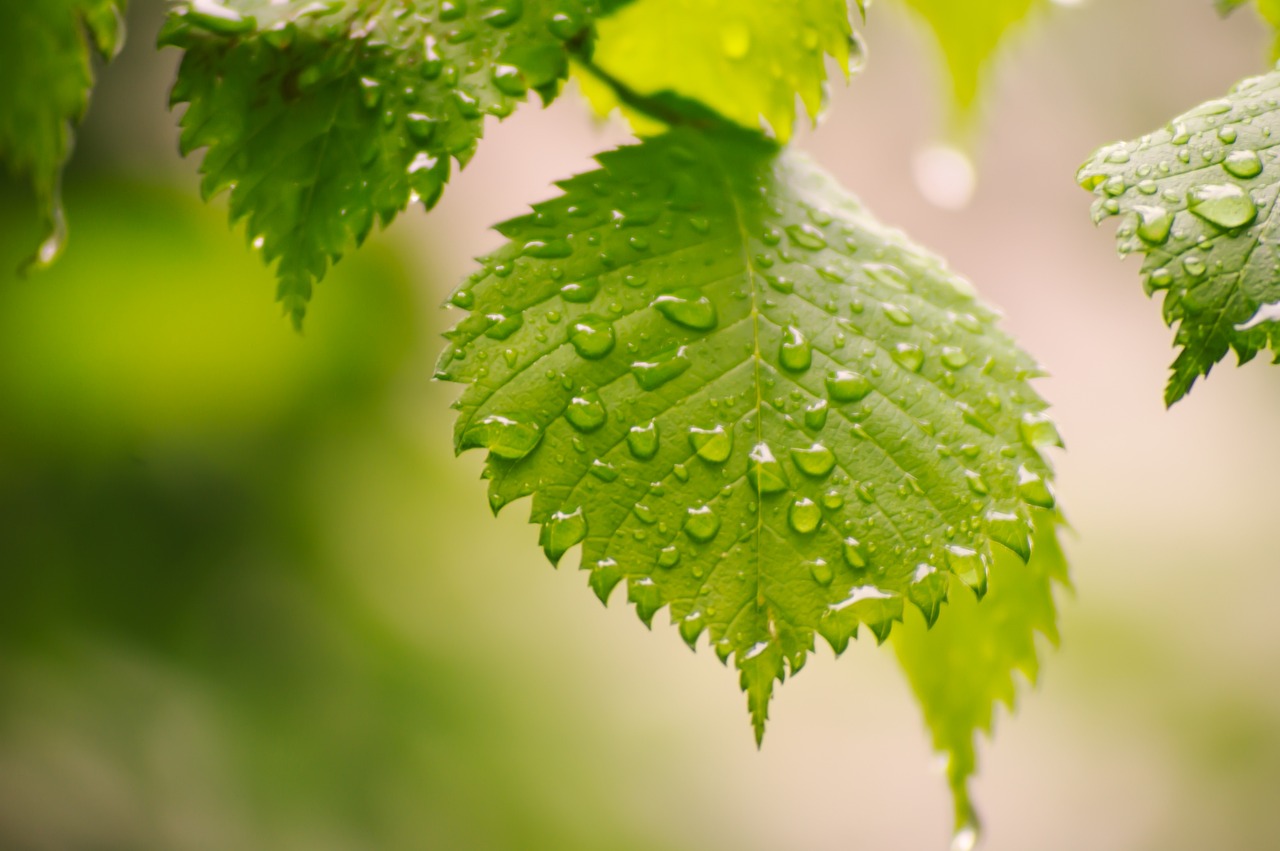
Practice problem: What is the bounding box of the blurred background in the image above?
[2,0,1279,849]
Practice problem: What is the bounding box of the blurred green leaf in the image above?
[0,0,126,269]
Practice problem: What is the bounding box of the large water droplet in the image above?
[541,507,586,564]
[791,443,835,478]
[789,498,822,534]
[882,303,914,326]
[945,544,989,597]
[826,370,872,403]
[748,442,790,494]
[523,238,574,258]
[569,315,615,359]
[690,425,733,463]
[1133,205,1173,245]
[1187,183,1257,229]
[804,399,829,431]
[1224,150,1263,179]
[779,325,812,372]
[685,505,721,542]
[561,277,600,303]
[565,393,607,433]
[491,63,527,96]
[986,509,1031,562]
[1019,412,1064,450]
[654,288,718,330]
[462,415,542,460]
[628,420,659,459]
[632,346,692,389]
[484,312,523,340]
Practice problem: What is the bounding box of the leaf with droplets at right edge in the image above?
[0,0,126,270]
[161,0,603,325]
[438,125,1064,771]
[893,508,1068,848]
[1078,64,1280,404]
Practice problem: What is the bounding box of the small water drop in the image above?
[810,559,834,586]
[654,288,718,330]
[826,370,872,403]
[804,399,830,430]
[658,545,681,568]
[786,223,827,251]
[892,342,924,372]
[779,325,813,372]
[462,415,542,460]
[748,442,790,494]
[632,346,692,390]
[569,315,615,360]
[1016,464,1056,508]
[1133,205,1174,245]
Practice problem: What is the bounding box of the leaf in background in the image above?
[1218,0,1280,58]
[581,0,857,141]
[893,0,1043,129]
[1079,68,1280,404]
[0,0,126,269]
[437,127,1062,742]
[162,0,602,325]
[893,508,1068,847]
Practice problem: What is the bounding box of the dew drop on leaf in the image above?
[825,370,872,403]
[627,420,659,460]
[788,498,822,534]
[541,507,587,563]
[565,393,607,433]
[684,505,721,542]
[690,425,733,463]
[1187,183,1257,229]
[653,288,718,330]
[779,325,813,372]
[748,442,790,494]
[791,443,835,478]
[569,316,615,359]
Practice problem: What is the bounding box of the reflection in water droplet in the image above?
[786,223,827,250]
[892,342,924,372]
[561,277,600,303]
[842,537,867,568]
[658,545,681,568]
[1016,464,1056,508]
[810,559,834,585]
[1019,412,1063,450]
[690,425,733,463]
[1133,205,1173,245]
[1224,150,1263,179]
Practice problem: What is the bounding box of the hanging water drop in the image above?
[540,507,586,564]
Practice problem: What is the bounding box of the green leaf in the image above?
[0,0,126,269]
[1078,68,1280,404]
[437,127,1062,743]
[893,0,1044,127]
[1218,0,1280,58]
[581,0,857,141]
[162,0,601,325]
[893,508,1068,845]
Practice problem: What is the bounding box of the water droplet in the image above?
[1223,150,1263,179]
[462,415,542,460]
[1133,205,1173,245]
[791,443,835,478]
[547,7,584,39]
[941,346,970,370]
[1183,254,1207,277]
[892,342,924,372]
[658,545,681,568]
[789,498,822,534]
[561,277,600,303]
[882,303,914,326]
[491,63,527,96]
[946,544,989,596]
[842,537,867,568]
[721,20,750,58]
[986,509,1031,562]
[786,223,827,251]
[821,489,844,510]
[565,393,607,433]
[826,370,872,403]
[1016,464,1056,508]
[685,505,721,542]
[804,399,830,430]
[1019,412,1063,450]
[690,425,733,463]
[654,288,718,330]
[632,347,692,390]
[779,325,812,372]
[810,559,834,585]
[569,315,615,359]
[540,507,586,564]
[1187,183,1257,229]
[1218,125,1238,144]
[589,459,618,481]
[628,420,659,460]
[748,442,790,494]
[405,112,436,144]
[439,0,466,21]
[481,0,523,27]
[523,238,573,258]
[484,312,523,340]
[964,470,989,496]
